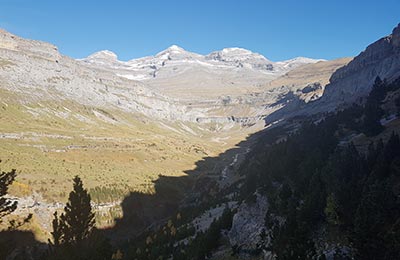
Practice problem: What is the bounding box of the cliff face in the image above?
[228,194,269,252]
[0,29,61,60]
[317,24,400,111]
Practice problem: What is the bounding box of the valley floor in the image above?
[0,90,263,241]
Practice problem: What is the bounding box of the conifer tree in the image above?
[61,176,95,244]
[363,76,385,136]
[324,193,340,226]
[0,168,17,219]
[49,211,64,247]
[47,176,111,260]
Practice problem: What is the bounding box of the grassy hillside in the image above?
[0,87,262,240]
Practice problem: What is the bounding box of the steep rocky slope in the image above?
[263,24,400,123]
[311,23,400,112]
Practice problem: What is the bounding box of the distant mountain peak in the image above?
[155,44,201,60]
[156,45,187,55]
[166,44,185,51]
[205,47,273,71]
[86,50,118,61]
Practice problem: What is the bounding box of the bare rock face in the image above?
[0,29,60,60]
[228,194,269,252]
[317,23,400,111]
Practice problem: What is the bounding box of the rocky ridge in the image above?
[311,23,400,113]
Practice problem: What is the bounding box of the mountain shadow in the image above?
[106,117,292,245]
[264,90,309,126]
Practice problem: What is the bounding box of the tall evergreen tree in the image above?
[362,76,385,136]
[47,176,112,260]
[49,211,64,247]
[324,193,341,226]
[61,176,95,244]
[0,168,17,219]
[271,205,316,260]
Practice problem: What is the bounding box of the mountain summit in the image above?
[206,47,274,71]
[85,50,119,63]
[158,44,186,54]
[154,44,203,61]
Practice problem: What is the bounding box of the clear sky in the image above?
[1,0,399,61]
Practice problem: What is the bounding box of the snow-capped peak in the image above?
[85,50,118,62]
[167,44,185,52]
[156,45,187,56]
[155,45,202,61]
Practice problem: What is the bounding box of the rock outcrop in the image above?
[228,194,269,252]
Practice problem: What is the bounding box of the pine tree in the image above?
[395,96,400,116]
[0,168,17,219]
[383,132,400,162]
[61,176,95,244]
[353,181,389,259]
[301,171,327,223]
[49,211,64,247]
[47,176,113,260]
[271,205,316,260]
[324,193,340,226]
[362,76,385,136]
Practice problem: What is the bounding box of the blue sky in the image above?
[0,0,399,61]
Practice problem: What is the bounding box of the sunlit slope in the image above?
[0,88,256,203]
